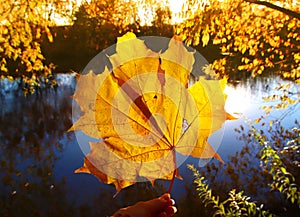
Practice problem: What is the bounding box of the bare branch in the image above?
[244,0,300,19]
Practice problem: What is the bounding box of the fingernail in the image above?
[173,206,177,213]
[170,199,175,205]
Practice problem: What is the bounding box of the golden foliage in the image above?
[176,0,300,79]
[0,0,72,92]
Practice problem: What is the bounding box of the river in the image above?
[0,74,299,217]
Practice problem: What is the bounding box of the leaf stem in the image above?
[167,149,176,193]
[167,170,176,193]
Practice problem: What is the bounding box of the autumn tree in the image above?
[78,0,139,33]
[176,0,300,80]
[137,8,173,38]
[45,0,138,72]
[41,0,174,74]
[0,0,73,93]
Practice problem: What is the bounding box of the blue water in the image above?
[0,74,299,216]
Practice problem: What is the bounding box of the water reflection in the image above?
[0,77,76,217]
[197,77,300,216]
[0,75,299,217]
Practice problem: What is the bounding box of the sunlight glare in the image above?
[168,0,185,13]
[72,0,213,25]
[224,85,251,116]
[138,5,156,26]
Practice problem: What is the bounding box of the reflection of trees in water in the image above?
[0,86,167,217]
[1,77,299,216]
[0,88,75,217]
[185,122,300,216]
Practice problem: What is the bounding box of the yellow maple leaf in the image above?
[71,32,234,194]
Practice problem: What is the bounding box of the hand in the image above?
[113,193,177,217]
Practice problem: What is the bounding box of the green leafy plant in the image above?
[253,82,300,206]
[189,164,273,217]
[249,125,300,206]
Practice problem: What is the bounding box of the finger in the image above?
[165,206,177,217]
[170,199,175,206]
[159,193,171,201]
[143,197,170,216]
[159,194,174,206]
[157,206,177,217]
[158,212,167,217]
